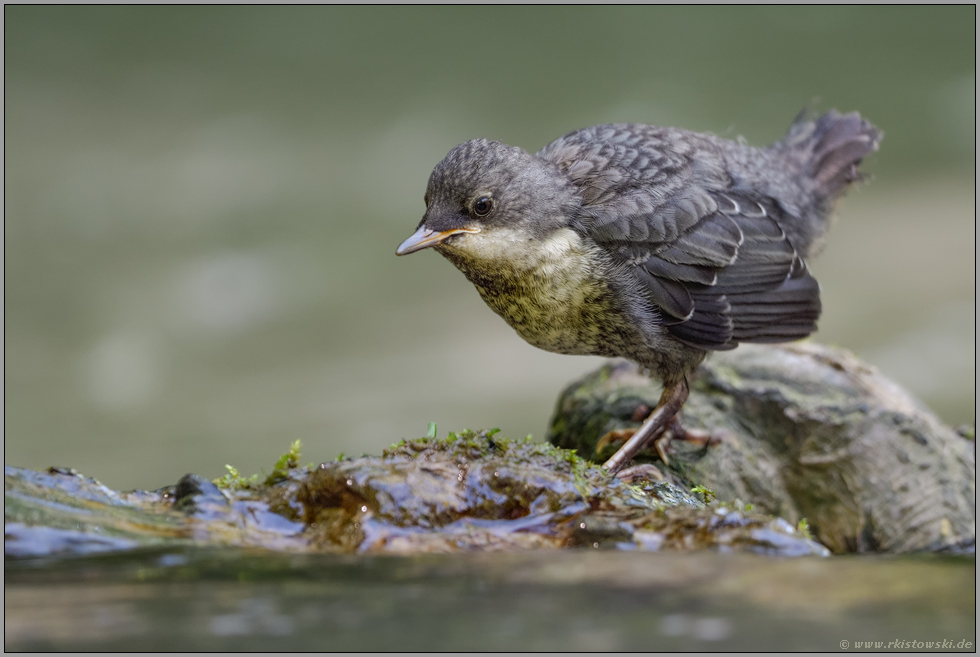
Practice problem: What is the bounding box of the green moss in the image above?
[798,518,814,540]
[691,485,716,503]
[214,465,260,491]
[213,440,304,490]
[375,427,606,501]
[264,440,303,485]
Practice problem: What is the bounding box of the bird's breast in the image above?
[439,227,640,356]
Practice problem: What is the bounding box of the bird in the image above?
[396,110,881,475]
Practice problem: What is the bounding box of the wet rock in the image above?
[547,343,976,554]
[4,523,140,558]
[173,474,229,516]
[4,432,827,558]
[3,466,189,557]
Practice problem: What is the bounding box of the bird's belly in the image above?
[480,288,594,354]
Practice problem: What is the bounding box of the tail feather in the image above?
[811,111,882,195]
[784,109,882,199]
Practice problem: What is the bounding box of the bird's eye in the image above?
[473,196,493,217]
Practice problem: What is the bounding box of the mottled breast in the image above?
[436,227,640,357]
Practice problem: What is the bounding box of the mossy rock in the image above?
[547,342,976,554]
[5,431,827,558]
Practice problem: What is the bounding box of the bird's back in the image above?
[536,111,881,358]
[538,112,880,256]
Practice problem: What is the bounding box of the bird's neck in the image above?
[436,226,585,289]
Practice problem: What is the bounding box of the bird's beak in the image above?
[396,225,480,256]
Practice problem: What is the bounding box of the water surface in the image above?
[5,548,975,651]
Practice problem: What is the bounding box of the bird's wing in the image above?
[539,125,820,351]
[596,189,820,351]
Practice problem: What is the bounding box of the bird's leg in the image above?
[602,380,689,475]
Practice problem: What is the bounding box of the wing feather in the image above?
[539,123,823,352]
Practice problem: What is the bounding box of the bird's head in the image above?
[396,139,580,267]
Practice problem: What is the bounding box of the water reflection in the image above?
[4,548,974,651]
[661,614,732,641]
[210,598,296,637]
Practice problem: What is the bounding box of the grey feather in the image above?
[409,108,879,385]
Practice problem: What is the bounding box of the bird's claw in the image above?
[596,426,673,465]
[666,419,728,449]
[614,463,665,484]
[598,414,725,470]
[595,428,637,454]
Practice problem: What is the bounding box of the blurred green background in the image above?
[5,6,975,491]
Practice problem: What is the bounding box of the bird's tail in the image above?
[780,108,883,201]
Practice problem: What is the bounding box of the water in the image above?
[5,548,975,651]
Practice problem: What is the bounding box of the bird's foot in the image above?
[595,429,670,465]
[596,426,673,465]
[649,418,725,465]
[600,381,726,474]
[664,417,723,449]
[602,382,690,475]
[596,415,721,470]
[613,463,665,484]
[594,403,656,453]
[595,428,637,454]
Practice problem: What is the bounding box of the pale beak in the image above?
[396,225,480,256]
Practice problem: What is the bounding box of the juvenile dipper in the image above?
[397,110,881,474]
